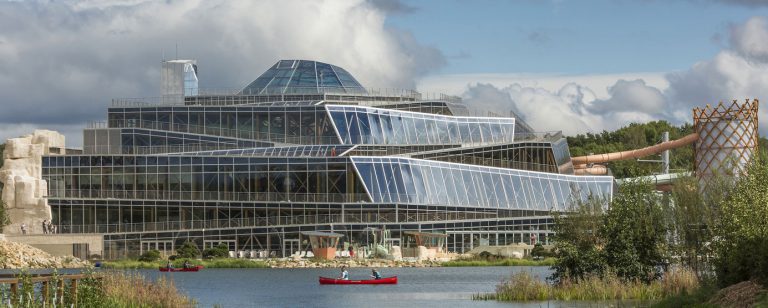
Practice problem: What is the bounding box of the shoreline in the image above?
[98,257,555,269]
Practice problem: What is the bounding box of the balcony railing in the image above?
[50,189,371,204]
[110,87,463,107]
[54,211,500,234]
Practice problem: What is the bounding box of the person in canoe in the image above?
[338,265,349,280]
[183,260,191,269]
[165,260,174,270]
[370,268,382,280]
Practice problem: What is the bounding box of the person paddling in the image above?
[371,268,381,280]
[338,265,349,280]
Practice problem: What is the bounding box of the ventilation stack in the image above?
[693,99,759,188]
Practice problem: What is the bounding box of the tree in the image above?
[550,195,607,283]
[138,250,161,262]
[202,243,229,259]
[550,180,668,283]
[530,243,549,260]
[176,240,200,258]
[567,121,695,178]
[713,156,768,287]
[601,180,667,283]
[666,175,730,278]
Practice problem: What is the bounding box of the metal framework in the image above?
[693,99,759,186]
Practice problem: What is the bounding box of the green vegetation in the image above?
[530,243,551,260]
[101,258,269,269]
[2,270,194,308]
[442,257,556,267]
[475,269,699,302]
[0,199,10,233]
[175,241,200,258]
[713,156,768,287]
[202,243,229,259]
[481,147,768,305]
[138,249,161,262]
[550,180,666,283]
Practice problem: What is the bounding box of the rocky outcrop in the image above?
[1,130,65,235]
[0,237,88,269]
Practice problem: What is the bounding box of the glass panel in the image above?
[329,111,348,143]
[345,112,360,144]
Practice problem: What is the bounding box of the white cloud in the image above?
[446,16,768,136]
[417,72,669,98]
[729,16,768,62]
[0,0,444,147]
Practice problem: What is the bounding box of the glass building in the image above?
[42,60,613,259]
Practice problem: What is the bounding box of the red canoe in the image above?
[319,276,397,285]
[159,265,204,272]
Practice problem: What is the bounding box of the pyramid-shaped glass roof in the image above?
[240,60,365,95]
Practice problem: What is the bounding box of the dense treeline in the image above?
[566,121,695,178]
[567,121,768,179]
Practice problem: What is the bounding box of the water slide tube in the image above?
[571,133,698,175]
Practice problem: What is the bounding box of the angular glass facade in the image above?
[351,157,610,210]
[327,105,516,145]
[41,59,614,259]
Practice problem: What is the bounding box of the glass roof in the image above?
[240,60,366,95]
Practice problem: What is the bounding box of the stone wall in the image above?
[0,130,65,235]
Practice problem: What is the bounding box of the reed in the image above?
[99,271,195,308]
[475,268,700,302]
[442,257,556,267]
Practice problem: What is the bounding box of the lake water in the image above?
[136,266,556,308]
[2,266,624,307]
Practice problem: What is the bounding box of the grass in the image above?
[101,258,269,269]
[651,283,718,308]
[99,271,196,308]
[0,270,195,308]
[474,268,701,302]
[442,257,557,267]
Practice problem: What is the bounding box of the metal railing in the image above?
[110,87,463,107]
[82,144,250,155]
[0,274,101,306]
[50,189,370,204]
[89,119,542,147]
[55,211,499,234]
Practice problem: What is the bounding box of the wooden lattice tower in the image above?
[693,99,759,187]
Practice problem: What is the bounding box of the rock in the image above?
[0,239,87,269]
[1,130,65,235]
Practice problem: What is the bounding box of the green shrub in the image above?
[530,243,550,260]
[176,240,200,258]
[713,157,768,287]
[551,180,667,284]
[138,249,161,262]
[202,243,229,259]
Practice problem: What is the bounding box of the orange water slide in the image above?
[571,133,698,174]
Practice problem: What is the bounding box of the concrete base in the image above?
[5,234,104,258]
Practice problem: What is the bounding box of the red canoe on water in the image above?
[159,265,204,272]
[319,276,397,285]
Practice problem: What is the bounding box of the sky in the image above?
[1,0,768,146]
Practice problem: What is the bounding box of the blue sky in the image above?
[387,0,768,75]
[2,0,768,145]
